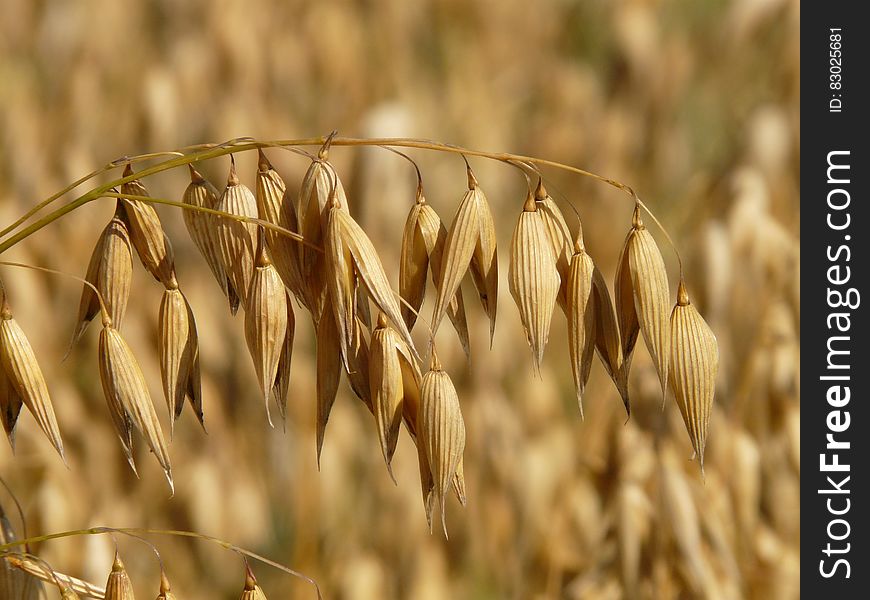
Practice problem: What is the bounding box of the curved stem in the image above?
[0,527,322,600]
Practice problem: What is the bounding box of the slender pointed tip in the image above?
[165,470,175,497]
[123,163,134,177]
[466,165,478,189]
[228,155,239,186]
[440,500,449,540]
[257,148,272,172]
[631,204,643,229]
[160,571,172,594]
[189,164,205,183]
[677,279,690,306]
[523,192,537,212]
[244,562,257,590]
[534,177,547,200]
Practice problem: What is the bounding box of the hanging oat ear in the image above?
[158,287,203,435]
[245,230,289,426]
[99,319,173,492]
[591,266,630,415]
[0,295,65,461]
[509,192,561,373]
[256,149,305,304]
[419,350,466,538]
[616,205,671,402]
[183,165,237,312]
[670,280,719,473]
[121,163,177,288]
[273,294,296,422]
[71,204,132,351]
[215,156,259,313]
[324,198,357,372]
[103,552,134,600]
[315,308,342,469]
[369,314,405,480]
[346,316,373,412]
[566,234,597,417]
[466,168,499,345]
[534,179,573,310]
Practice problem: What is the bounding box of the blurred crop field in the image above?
[0,0,799,598]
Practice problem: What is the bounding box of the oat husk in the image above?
[0,297,65,461]
[239,565,268,600]
[401,193,470,357]
[670,280,719,472]
[466,169,499,344]
[592,266,631,415]
[71,205,132,350]
[566,236,597,417]
[1,505,42,600]
[0,364,22,450]
[419,351,466,537]
[183,165,238,312]
[155,572,176,600]
[99,322,173,492]
[103,552,134,600]
[315,308,341,468]
[273,295,296,422]
[534,179,573,310]
[508,193,561,373]
[616,206,671,401]
[245,234,289,426]
[158,287,204,434]
[121,164,177,288]
[215,157,259,313]
[324,201,358,372]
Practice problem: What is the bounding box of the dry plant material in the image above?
[1,505,42,600]
[99,318,173,491]
[419,351,466,537]
[103,552,134,600]
[324,197,358,371]
[0,364,22,449]
[239,565,268,600]
[346,317,373,412]
[534,179,573,309]
[431,167,498,345]
[273,295,296,422]
[183,165,238,312]
[0,295,65,460]
[669,280,719,471]
[3,554,102,599]
[121,164,177,288]
[245,233,289,426]
[158,286,204,433]
[315,307,341,467]
[155,572,176,600]
[328,204,420,363]
[71,205,132,348]
[215,157,259,313]
[615,205,670,401]
[508,192,560,372]
[368,313,419,480]
[566,235,596,417]
[592,266,630,414]
[400,189,470,356]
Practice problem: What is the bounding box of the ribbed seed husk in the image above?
[72,206,133,349]
[121,164,177,288]
[0,302,65,461]
[619,206,671,401]
[419,352,466,538]
[346,317,372,412]
[215,159,259,313]
[158,287,203,433]
[431,181,482,340]
[245,238,289,427]
[534,180,573,311]
[566,239,597,417]
[614,219,640,384]
[99,325,172,491]
[183,166,237,311]
[273,295,296,421]
[399,201,430,331]
[670,281,719,471]
[369,315,405,479]
[508,195,561,372]
[0,364,22,449]
[592,266,630,415]
[315,308,341,468]
[325,204,358,372]
[331,208,421,364]
[466,170,499,344]
[103,552,134,600]
[405,199,470,357]
[256,150,305,305]
[1,505,42,600]
[239,568,268,600]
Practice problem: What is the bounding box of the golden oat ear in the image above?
[158,287,195,435]
[399,200,430,331]
[99,323,173,493]
[0,293,65,462]
[534,179,573,312]
[669,280,718,474]
[183,165,231,304]
[508,192,560,374]
[121,164,177,288]
[245,229,290,427]
[324,200,357,373]
[591,266,630,416]
[369,314,405,482]
[103,551,135,600]
[466,167,499,346]
[272,294,296,424]
[566,234,597,418]
[215,156,258,313]
[315,306,342,470]
[419,350,466,539]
